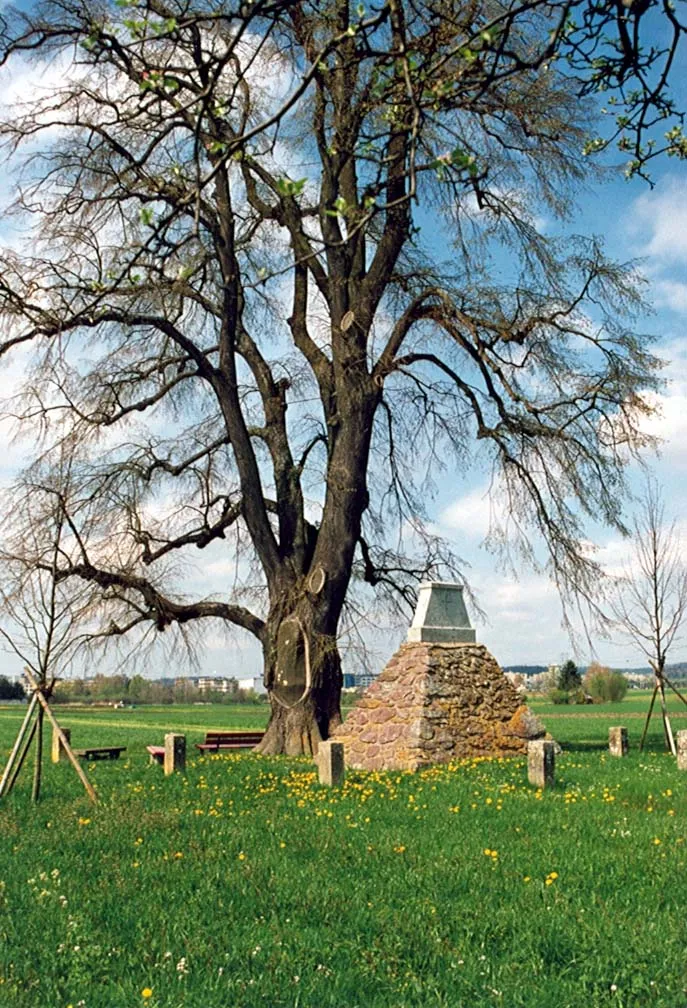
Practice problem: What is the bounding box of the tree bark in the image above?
[255,376,377,755]
[257,595,344,756]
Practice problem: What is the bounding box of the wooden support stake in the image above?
[0,692,38,799]
[31,706,44,803]
[639,683,658,752]
[23,667,97,804]
[6,718,38,795]
[663,676,687,709]
[51,726,71,764]
[658,678,676,756]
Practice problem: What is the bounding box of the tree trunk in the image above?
[257,601,343,756]
[256,386,377,756]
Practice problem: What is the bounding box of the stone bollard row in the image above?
[608,726,628,757]
[317,740,345,787]
[527,739,555,789]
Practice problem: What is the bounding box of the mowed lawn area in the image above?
[1,694,686,1008]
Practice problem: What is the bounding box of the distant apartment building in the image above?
[355,671,377,689]
[625,672,652,688]
[503,671,527,694]
[197,676,234,694]
[197,675,267,695]
[236,676,267,696]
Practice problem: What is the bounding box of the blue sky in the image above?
[0,15,685,680]
[437,164,687,670]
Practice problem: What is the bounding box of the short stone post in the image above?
[317,740,345,787]
[608,726,628,757]
[677,730,687,771]
[527,739,555,789]
[51,726,71,764]
[164,733,186,776]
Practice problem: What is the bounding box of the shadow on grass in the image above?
[560,741,607,753]
[560,739,671,754]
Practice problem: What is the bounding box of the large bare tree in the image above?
[0,0,667,753]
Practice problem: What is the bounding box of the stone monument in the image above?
[333,582,547,771]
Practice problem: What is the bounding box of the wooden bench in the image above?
[195,731,264,753]
[74,746,127,761]
[146,745,165,765]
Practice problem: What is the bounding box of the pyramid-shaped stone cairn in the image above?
[333,583,547,771]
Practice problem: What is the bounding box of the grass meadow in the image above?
[0,694,686,1008]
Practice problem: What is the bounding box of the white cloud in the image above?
[636,340,687,462]
[465,567,580,664]
[0,48,86,124]
[631,175,687,264]
[438,484,502,540]
[652,279,687,314]
[595,534,637,579]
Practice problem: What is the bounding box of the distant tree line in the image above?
[0,675,24,701]
[50,674,265,706]
[548,660,628,705]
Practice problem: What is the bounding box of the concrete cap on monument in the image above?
[407,582,477,643]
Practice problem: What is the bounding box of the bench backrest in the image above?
[204,731,263,743]
[83,746,126,753]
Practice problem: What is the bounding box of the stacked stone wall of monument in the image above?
[334,642,546,771]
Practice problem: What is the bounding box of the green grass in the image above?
[0,699,686,1007]
[528,691,687,752]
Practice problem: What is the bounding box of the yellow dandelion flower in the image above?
[78,818,90,827]
[238,851,246,860]
[653,837,661,845]
[142,988,153,999]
